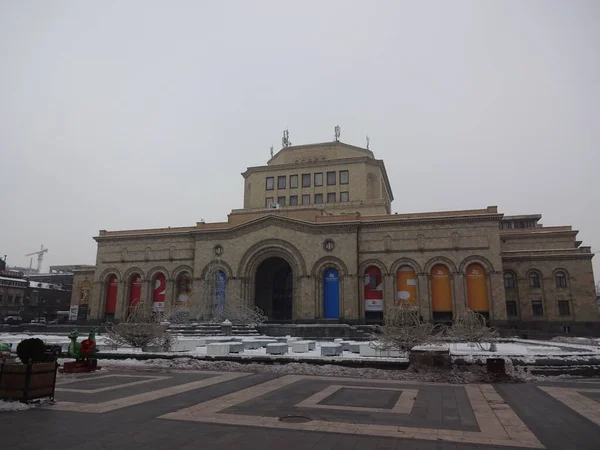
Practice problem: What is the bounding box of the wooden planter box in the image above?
[0,362,58,402]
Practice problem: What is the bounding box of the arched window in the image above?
[396,265,417,305]
[466,264,489,312]
[364,266,383,323]
[176,273,193,309]
[431,264,452,322]
[152,273,166,313]
[129,275,142,310]
[529,272,541,288]
[503,272,515,289]
[555,271,567,288]
[323,268,340,319]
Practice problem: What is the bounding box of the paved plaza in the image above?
[2,368,600,449]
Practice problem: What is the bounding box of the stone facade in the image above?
[71,142,598,330]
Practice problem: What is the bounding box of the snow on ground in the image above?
[0,399,53,412]
[3,333,600,363]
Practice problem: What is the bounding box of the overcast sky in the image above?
[1,1,598,278]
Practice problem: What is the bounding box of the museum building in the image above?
[70,141,598,331]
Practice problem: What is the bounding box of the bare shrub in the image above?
[377,303,440,352]
[221,302,267,325]
[446,310,499,351]
[105,301,173,350]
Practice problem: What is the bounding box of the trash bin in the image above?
[486,358,506,375]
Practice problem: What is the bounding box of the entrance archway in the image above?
[255,257,293,321]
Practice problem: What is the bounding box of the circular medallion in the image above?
[213,245,224,257]
[323,239,335,252]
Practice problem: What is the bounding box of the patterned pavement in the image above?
[2,368,600,449]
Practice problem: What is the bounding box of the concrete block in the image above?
[171,340,202,352]
[205,337,235,345]
[290,341,310,353]
[349,343,361,353]
[321,343,343,356]
[360,343,404,358]
[228,342,244,353]
[207,343,230,356]
[266,343,288,355]
[243,340,263,350]
[256,339,278,347]
[339,341,352,352]
[334,338,344,344]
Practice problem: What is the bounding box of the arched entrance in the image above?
[323,268,340,319]
[255,257,293,321]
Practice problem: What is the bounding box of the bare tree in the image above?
[445,310,499,351]
[377,303,440,352]
[105,301,173,350]
[166,262,267,325]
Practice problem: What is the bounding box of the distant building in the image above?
[70,141,597,333]
[0,267,28,319]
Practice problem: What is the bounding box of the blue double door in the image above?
[323,268,340,319]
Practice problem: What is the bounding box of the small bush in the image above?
[16,338,46,364]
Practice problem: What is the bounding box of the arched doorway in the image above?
[255,257,293,321]
[466,263,489,317]
[152,273,166,314]
[129,275,142,310]
[396,265,417,306]
[364,266,383,323]
[104,275,118,320]
[323,268,340,319]
[431,264,453,323]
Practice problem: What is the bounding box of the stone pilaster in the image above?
[418,273,431,321]
[489,271,507,320]
[453,273,466,316]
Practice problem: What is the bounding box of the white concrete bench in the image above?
[359,343,403,358]
[290,341,310,353]
[321,343,343,356]
[349,343,361,353]
[228,342,244,354]
[256,339,278,347]
[266,343,288,355]
[205,337,235,345]
[207,343,230,356]
[339,341,352,352]
[243,340,263,350]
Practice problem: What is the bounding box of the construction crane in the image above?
[25,245,48,274]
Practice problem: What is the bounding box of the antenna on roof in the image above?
[269,145,274,158]
[366,135,370,150]
[282,129,291,148]
[334,125,341,142]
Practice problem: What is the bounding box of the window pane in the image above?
[327,192,336,203]
[265,197,274,207]
[532,300,543,316]
[340,191,349,202]
[289,195,298,206]
[327,171,336,185]
[266,177,274,190]
[314,173,323,186]
[277,196,286,206]
[558,300,570,315]
[302,194,310,205]
[506,301,518,317]
[340,170,349,184]
[529,273,540,288]
[277,176,286,189]
[555,272,567,288]
[314,193,323,204]
[302,174,311,187]
[504,273,515,289]
[290,175,298,189]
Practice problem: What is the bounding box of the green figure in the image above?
[67,330,81,358]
